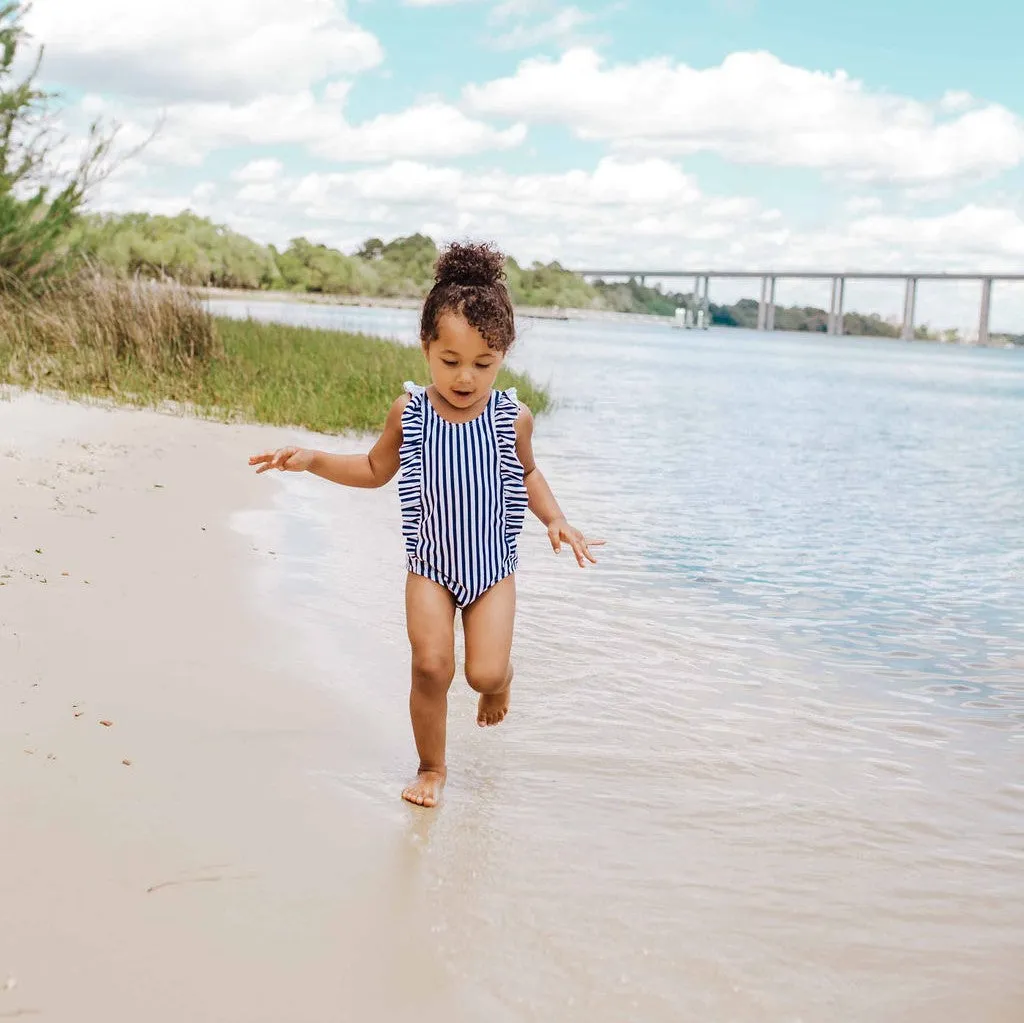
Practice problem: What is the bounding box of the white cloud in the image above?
[293,156,706,214]
[939,90,975,114]
[92,173,220,219]
[232,159,285,184]
[849,205,1024,264]
[25,0,383,102]
[238,182,283,204]
[487,0,604,50]
[76,90,526,167]
[902,182,956,203]
[234,156,752,261]
[314,101,526,162]
[844,196,883,215]
[491,6,596,50]
[465,48,1024,183]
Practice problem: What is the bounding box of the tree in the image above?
[0,2,116,293]
[71,211,283,289]
[273,237,378,295]
[506,258,602,310]
[379,233,438,290]
[357,237,384,261]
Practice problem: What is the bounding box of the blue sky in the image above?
[27,0,1024,329]
[352,0,1024,111]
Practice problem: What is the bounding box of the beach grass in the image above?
[208,317,551,433]
[0,276,551,433]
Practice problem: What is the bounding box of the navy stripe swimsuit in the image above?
[398,383,528,608]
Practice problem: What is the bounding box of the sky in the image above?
[25,0,1024,331]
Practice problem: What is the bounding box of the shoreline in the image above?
[198,285,673,326]
[0,388,474,1021]
[197,286,1023,346]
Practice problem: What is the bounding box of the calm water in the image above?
[217,299,1024,1022]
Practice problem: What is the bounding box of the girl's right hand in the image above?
[249,447,314,473]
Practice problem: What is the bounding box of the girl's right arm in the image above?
[248,395,409,489]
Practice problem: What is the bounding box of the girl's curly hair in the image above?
[420,242,516,353]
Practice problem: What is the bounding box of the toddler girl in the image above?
[249,242,600,807]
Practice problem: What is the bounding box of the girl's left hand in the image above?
[548,518,605,567]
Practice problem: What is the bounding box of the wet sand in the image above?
[0,390,475,1022]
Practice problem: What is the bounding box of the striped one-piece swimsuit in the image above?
[398,382,528,608]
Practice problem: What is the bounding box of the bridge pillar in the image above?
[900,277,917,341]
[827,276,846,335]
[978,277,992,345]
[758,276,769,330]
[701,275,710,329]
[765,276,777,331]
[690,275,710,327]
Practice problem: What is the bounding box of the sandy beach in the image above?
[0,390,477,1022]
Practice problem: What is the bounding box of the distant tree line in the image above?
[66,210,1000,341]
[708,297,916,339]
[68,214,605,309]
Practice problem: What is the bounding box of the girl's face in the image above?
[424,311,505,411]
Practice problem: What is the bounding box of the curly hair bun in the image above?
[434,242,506,287]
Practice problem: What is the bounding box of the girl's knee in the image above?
[465,663,509,695]
[412,654,455,693]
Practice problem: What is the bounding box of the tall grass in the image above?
[209,317,550,433]
[0,273,220,395]
[0,275,552,433]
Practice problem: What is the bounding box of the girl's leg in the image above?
[403,573,456,807]
[462,574,516,727]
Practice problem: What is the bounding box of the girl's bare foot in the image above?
[402,768,446,808]
[477,668,512,727]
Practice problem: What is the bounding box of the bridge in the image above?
[571,270,1024,344]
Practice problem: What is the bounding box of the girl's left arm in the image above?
[515,404,601,567]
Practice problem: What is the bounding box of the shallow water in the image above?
[218,299,1024,1022]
